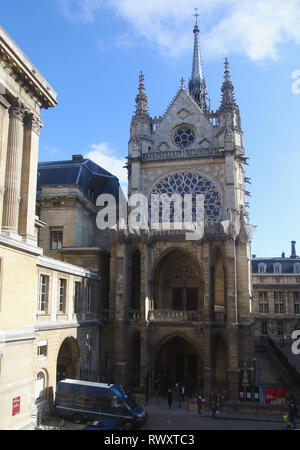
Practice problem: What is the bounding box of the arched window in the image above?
[35,372,46,403]
[294,263,300,274]
[258,263,267,273]
[273,263,282,274]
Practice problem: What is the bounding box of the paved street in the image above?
[142,399,285,431]
[60,398,289,431]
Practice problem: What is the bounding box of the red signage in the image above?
[12,396,21,416]
[265,387,285,405]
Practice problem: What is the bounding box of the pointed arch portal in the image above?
[155,335,203,396]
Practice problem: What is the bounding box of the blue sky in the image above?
[1,0,300,257]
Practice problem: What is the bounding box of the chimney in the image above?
[72,154,83,161]
[291,241,297,258]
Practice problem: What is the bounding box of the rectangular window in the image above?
[86,284,92,313]
[50,229,63,250]
[73,393,94,407]
[258,291,268,300]
[259,303,269,314]
[294,292,300,302]
[37,341,48,357]
[277,322,284,336]
[274,303,285,314]
[296,278,300,284]
[95,395,112,409]
[59,279,67,313]
[274,291,283,301]
[56,391,72,403]
[38,275,49,313]
[74,281,81,313]
[294,304,300,315]
[262,321,268,335]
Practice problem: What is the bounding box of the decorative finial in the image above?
[135,70,149,116]
[181,78,185,90]
[224,57,230,82]
[194,8,199,32]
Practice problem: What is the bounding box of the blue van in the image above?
[55,379,147,428]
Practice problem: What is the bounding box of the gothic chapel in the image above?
[103,19,255,400]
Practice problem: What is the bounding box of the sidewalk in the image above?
[145,397,299,425]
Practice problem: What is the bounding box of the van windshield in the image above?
[124,394,137,409]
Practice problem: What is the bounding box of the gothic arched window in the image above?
[149,171,222,223]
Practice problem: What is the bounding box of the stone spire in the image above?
[220,58,237,107]
[188,13,208,112]
[135,71,149,116]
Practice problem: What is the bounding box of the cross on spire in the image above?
[194,7,199,26]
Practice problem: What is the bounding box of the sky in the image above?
[1,0,300,257]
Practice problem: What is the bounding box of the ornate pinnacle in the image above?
[135,71,149,116]
[221,57,237,107]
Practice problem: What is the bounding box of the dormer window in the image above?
[294,263,300,274]
[273,263,282,274]
[258,263,267,273]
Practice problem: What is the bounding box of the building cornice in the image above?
[0,26,57,109]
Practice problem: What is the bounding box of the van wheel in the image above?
[73,413,82,424]
[123,421,133,430]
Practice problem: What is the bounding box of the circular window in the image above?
[174,126,195,148]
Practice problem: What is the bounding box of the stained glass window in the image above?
[174,127,195,148]
[149,171,222,223]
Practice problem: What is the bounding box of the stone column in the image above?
[0,99,10,233]
[202,325,213,397]
[2,104,25,237]
[19,112,43,244]
[144,243,151,321]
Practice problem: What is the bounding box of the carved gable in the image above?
[152,89,216,152]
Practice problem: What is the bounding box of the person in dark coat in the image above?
[197,394,204,415]
[288,400,297,429]
[167,388,173,410]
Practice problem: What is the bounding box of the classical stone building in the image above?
[0,25,57,429]
[0,27,108,430]
[252,241,300,343]
[105,22,255,400]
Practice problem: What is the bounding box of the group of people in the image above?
[197,392,223,418]
[154,379,188,409]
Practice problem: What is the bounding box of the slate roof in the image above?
[37,157,120,202]
[252,257,300,274]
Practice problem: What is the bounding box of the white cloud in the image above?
[85,142,128,194]
[58,0,300,61]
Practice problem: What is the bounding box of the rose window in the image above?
[149,171,222,223]
[174,127,195,148]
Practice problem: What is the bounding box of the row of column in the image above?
[0,99,42,243]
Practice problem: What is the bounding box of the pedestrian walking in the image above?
[288,399,297,429]
[167,388,173,410]
[181,384,185,402]
[177,384,182,407]
[216,392,221,412]
[197,394,204,415]
[210,400,217,419]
